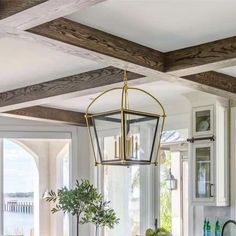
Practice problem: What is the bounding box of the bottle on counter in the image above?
[207,220,211,236]
[215,220,221,236]
[203,218,207,236]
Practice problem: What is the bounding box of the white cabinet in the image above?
[190,104,229,206]
[193,105,214,137]
[192,142,215,204]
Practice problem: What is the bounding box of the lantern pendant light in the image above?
[85,71,166,166]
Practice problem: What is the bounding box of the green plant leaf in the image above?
[44,179,118,229]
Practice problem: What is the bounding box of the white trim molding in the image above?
[231,106,236,219]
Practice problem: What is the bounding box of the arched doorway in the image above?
[0,137,71,236]
[3,139,39,236]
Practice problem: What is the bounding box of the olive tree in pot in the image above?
[45,179,119,236]
[90,199,119,236]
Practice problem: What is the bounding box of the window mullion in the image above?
[0,139,3,235]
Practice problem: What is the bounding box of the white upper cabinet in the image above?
[189,99,229,206]
[192,141,215,205]
[193,105,214,137]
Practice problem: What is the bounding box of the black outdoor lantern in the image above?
[85,71,166,166]
[166,168,178,191]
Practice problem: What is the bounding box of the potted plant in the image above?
[45,179,119,236]
[90,198,119,236]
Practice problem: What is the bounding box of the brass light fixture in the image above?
[85,71,166,166]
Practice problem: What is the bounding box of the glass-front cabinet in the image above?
[193,105,214,137]
[190,103,229,206]
[193,142,214,204]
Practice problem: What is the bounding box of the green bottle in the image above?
[203,218,207,236]
[215,220,221,236]
[207,220,211,236]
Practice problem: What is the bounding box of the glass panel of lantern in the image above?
[123,111,159,163]
[91,111,122,163]
[90,110,160,165]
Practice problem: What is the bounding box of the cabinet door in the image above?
[192,142,215,204]
[193,105,214,137]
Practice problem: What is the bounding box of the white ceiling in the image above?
[0,37,104,92]
[0,0,235,113]
[46,80,195,114]
[216,66,236,77]
[68,0,236,52]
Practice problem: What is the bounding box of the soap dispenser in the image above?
[203,218,207,236]
[207,220,211,236]
[215,220,221,236]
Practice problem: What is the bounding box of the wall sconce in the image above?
[166,168,177,191]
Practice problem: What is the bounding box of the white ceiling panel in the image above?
[68,0,236,52]
[216,66,236,77]
[0,37,105,92]
[46,80,195,113]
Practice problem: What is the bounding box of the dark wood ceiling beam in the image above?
[1,16,236,101]
[1,1,236,88]
[28,18,236,79]
[0,66,143,112]
[0,0,47,20]
[0,0,106,30]
[26,18,236,100]
[165,36,236,76]
[182,71,236,97]
[28,18,165,74]
[2,106,86,126]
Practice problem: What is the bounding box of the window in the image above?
[3,139,37,236]
[159,129,189,236]
[103,165,140,236]
[101,164,154,236]
[99,129,189,236]
[159,150,172,232]
[159,150,189,236]
[99,132,155,236]
[0,137,71,236]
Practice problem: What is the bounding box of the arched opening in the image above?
[3,139,39,236]
[1,137,71,236]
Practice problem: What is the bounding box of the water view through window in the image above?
[4,139,36,236]
[2,138,70,236]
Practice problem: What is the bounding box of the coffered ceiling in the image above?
[0,0,236,126]
[68,0,236,51]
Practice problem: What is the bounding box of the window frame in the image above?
[158,141,189,235]
[97,128,157,236]
[0,125,78,236]
[97,128,190,236]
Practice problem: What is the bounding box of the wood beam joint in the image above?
[183,71,236,94]
[28,18,165,72]
[165,36,236,76]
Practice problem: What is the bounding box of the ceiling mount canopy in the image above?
[85,71,166,166]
